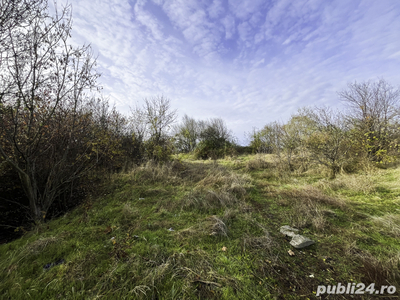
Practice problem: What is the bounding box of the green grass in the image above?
[1,155,399,299]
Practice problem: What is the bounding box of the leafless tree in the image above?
[129,105,148,143]
[0,0,47,51]
[129,96,177,161]
[143,95,177,143]
[305,107,352,178]
[0,1,101,222]
[172,114,199,153]
[339,79,400,161]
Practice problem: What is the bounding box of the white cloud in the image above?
[54,0,400,144]
[237,21,252,43]
[208,0,225,19]
[228,0,266,20]
[221,14,236,39]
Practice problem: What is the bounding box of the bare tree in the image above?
[172,114,199,153]
[129,105,148,143]
[143,95,177,144]
[128,96,177,161]
[339,79,400,161]
[305,107,352,178]
[126,105,148,163]
[278,121,302,171]
[88,98,131,171]
[0,1,101,222]
[0,0,47,51]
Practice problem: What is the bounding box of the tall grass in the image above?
[1,154,400,299]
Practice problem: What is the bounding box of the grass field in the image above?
[1,154,399,299]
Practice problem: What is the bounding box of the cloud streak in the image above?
[59,0,400,143]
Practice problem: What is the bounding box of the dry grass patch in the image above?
[182,188,248,212]
[354,252,400,287]
[207,215,228,237]
[289,200,327,231]
[370,214,400,237]
[196,165,252,193]
[137,248,238,299]
[176,210,237,240]
[314,174,377,195]
[121,202,140,220]
[125,160,187,185]
[280,186,345,231]
[281,186,346,209]
[123,159,253,189]
[243,235,273,251]
[240,216,275,253]
[181,164,252,212]
[25,236,59,254]
[245,156,272,171]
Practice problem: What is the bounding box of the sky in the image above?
[56,0,400,144]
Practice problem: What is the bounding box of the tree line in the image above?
[247,79,400,178]
[0,0,237,227]
[0,1,399,231]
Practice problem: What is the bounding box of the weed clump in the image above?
[245,156,272,171]
[207,215,228,237]
[277,186,346,231]
[182,163,252,212]
[371,214,400,237]
[314,174,377,195]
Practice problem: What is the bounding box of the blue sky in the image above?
[59,0,400,143]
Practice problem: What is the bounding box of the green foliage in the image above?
[247,126,276,154]
[194,118,237,160]
[173,116,237,160]
[144,137,174,162]
[172,115,199,153]
[194,139,236,160]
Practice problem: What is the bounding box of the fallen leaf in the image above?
[104,226,112,234]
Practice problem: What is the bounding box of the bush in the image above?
[194,140,236,160]
[235,146,253,155]
[144,137,174,162]
[194,118,237,159]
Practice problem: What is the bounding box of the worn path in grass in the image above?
[0,155,399,299]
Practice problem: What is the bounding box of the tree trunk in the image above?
[17,170,43,222]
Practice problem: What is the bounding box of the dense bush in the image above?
[194,118,237,159]
[0,1,136,225]
[173,116,237,159]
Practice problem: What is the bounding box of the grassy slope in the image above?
[0,154,399,299]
